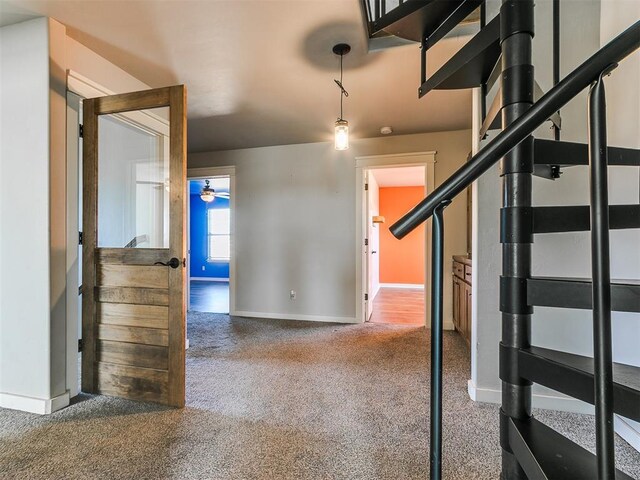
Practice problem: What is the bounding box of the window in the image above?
[207,208,230,261]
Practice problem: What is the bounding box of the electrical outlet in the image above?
[201,266,205,271]
[290,290,296,300]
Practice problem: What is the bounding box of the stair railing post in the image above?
[499,1,535,479]
[588,72,615,480]
[429,199,451,480]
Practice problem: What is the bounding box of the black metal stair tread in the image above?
[519,346,640,422]
[480,83,562,140]
[531,276,640,285]
[370,0,475,43]
[508,416,634,479]
[534,139,640,166]
[419,15,500,97]
[527,277,640,313]
[533,204,640,233]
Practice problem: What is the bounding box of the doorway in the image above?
[186,167,236,316]
[187,177,231,313]
[366,167,426,326]
[66,81,188,407]
[355,152,436,326]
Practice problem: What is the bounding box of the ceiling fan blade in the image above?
[215,192,230,198]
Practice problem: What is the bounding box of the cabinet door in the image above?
[464,282,472,343]
[460,282,467,338]
[452,277,460,330]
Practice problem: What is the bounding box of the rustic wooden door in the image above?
[82,86,187,407]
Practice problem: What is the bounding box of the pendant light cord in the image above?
[334,53,349,121]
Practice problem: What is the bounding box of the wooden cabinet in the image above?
[452,256,471,345]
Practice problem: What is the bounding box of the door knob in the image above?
[155,257,181,269]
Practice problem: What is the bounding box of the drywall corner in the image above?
[0,17,52,400]
[48,16,68,401]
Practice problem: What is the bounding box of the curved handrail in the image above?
[390,20,640,239]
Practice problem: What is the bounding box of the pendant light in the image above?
[333,43,351,150]
[200,179,215,203]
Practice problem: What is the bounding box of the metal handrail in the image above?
[588,73,615,478]
[390,20,640,239]
[429,199,450,480]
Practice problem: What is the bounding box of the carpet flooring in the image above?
[0,313,638,479]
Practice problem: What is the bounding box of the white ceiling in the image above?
[371,166,425,187]
[0,0,473,152]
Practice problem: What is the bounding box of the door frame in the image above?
[186,166,237,316]
[65,71,180,399]
[355,152,436,326]
[66,71,123,399]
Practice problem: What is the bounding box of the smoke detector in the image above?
[380,126,393,135]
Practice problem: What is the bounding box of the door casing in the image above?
[355,152,436,326]
[186,166,237,316]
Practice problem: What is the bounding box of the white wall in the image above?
[189,130,470,324]
[600,0,640,451]
[0,17,51,400]
[0,18,68,413]
[471,0,640,438]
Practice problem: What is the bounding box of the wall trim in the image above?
[67,69,114,98]
[355,151,437,166]
[0,390,70,415]
[467,380,595,415]
[189,277,229,282]
[233,310,358,324]
[614,416,640,452]
[188,166,236,178]
[380,283,424,289]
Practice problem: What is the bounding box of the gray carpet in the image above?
[0,313,638,479]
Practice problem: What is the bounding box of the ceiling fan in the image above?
[200,179,230,203]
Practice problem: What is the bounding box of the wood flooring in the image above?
[190,280,229,313]
[369,287,425,325]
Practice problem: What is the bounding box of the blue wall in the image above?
[190,193,230,279]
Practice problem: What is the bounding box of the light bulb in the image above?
[200,191,215,203]
[334,119,349,151]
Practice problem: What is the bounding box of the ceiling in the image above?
[0,0,473,153]
[371,166,425,187]
[189,178,230,196]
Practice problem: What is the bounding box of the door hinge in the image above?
[78,339,83,352]
[365,293,369,301]
[79,124,84,138]
[364,238,368,246]
[365,183,369,191]
[79,231,83,245]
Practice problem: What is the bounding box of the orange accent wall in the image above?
[379,186,425,284]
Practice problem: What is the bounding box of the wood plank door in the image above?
[82,86,187,407]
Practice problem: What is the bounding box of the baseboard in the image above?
[467,380,594,415]
[380,283,424,290]
[614,416,640,452]
[190,277,229,282]
[0,390,69,414]
[233,310,359,324]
